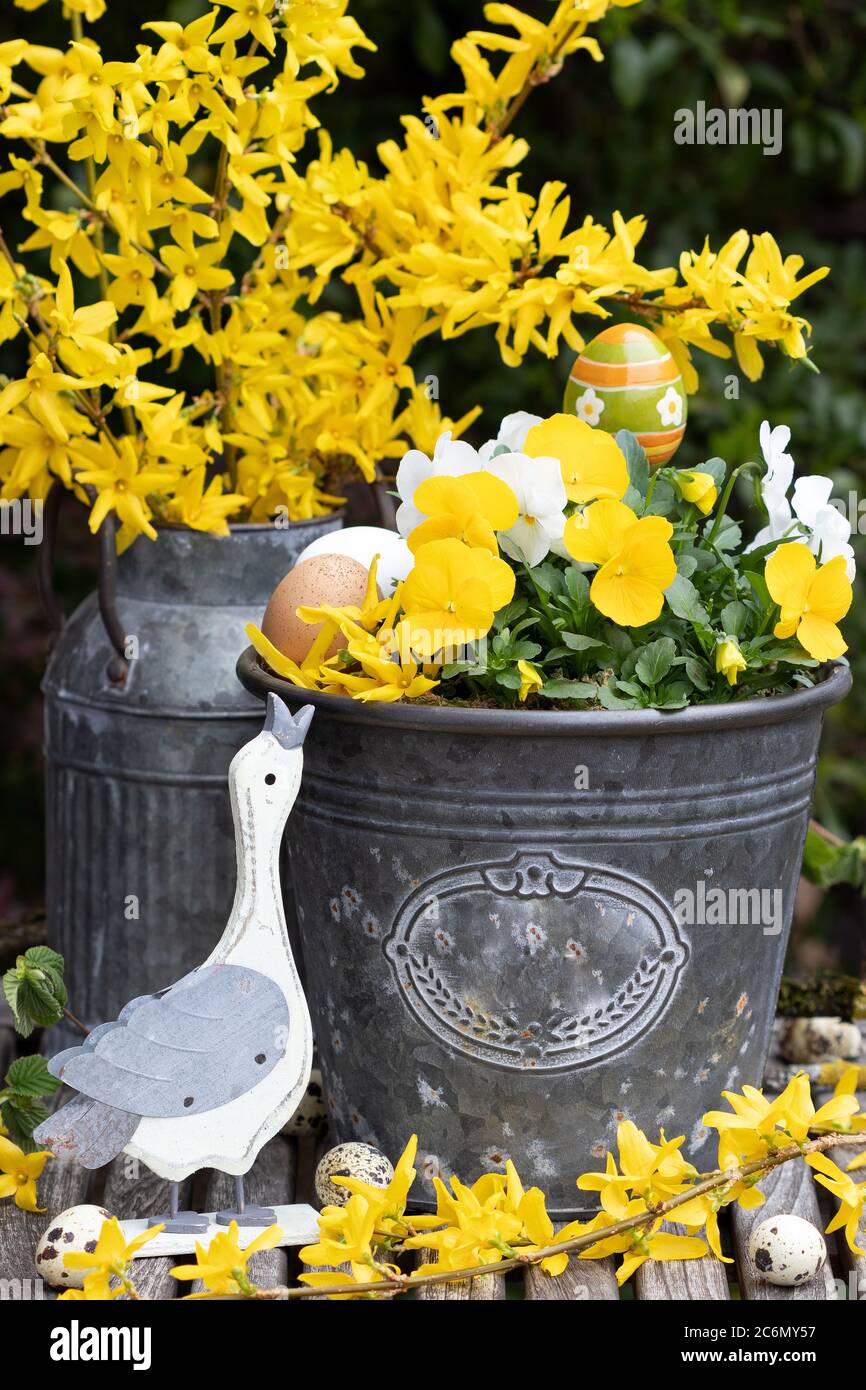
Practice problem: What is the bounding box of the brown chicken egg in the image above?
[261,553,372,664]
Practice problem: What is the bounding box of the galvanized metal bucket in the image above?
[238,649,850,1213]
[41,511,342,1047]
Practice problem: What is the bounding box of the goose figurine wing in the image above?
[46,964,290,1118]
[35,695,316,1229]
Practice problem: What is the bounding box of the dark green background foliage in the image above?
[0,1,863,972]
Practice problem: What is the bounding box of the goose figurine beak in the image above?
[264,694,315,748]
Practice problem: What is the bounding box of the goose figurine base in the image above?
[35,695,316,1237]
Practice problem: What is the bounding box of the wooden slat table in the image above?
[0,1022,862,1301]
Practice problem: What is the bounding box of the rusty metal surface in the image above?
[238,652,850,1214]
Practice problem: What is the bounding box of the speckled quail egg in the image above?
[283,1068,329,1139]
[748,1214,827,1287]
[781,1016,862,1064]
[35,1204,113,1290]
[315,1142,394,1208]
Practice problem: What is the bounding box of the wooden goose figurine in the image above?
[35,694,315,1233]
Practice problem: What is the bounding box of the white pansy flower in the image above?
[656,385,683,428]
[477,411,542,463]
[574,387,604,427]
[483,451,567,568]
[751,419,795,547]
[394,431,480,537]
[791,475,856,580]
[749,421,856,581]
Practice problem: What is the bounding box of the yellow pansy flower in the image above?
[563,499,676,627]
[0,1134,52,1213]
[517,659,542,701]
[524,413,629,504]
[715,637,747,686]
[400,538,515,658]
[674,469,717,515]
[408,472,519,555]
[765,543,852,661]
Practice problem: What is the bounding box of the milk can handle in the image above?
[37,482,129,685]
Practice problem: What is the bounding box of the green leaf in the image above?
[1,1095,51,1149]
[744,570,771,606]
[664,574,710,626]
[645,477,677,517]
[528,562,565,595]
[560,632,607,652]
[720,601,750,637]
[635,637,676,687]
[685,657,711,691]
[495,670,522,690]
[5,1054,61,1099]
[597,683,640,711]
[563,567,590,606]
[710,515,742,552]
[615,429,649,500]
[802,831,866,892]
[540,679,596,700]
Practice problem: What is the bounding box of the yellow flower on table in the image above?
[563,498,676,627]
[408,472,519,555]
[400,537,515,658]
[765,543,852,661]
[715,637,747,686]
[524,413,629,504]
[172,1218,283,1298]
[805,1153,866,1255]
[0,1134,52,1213]
[61,1216,163,1299]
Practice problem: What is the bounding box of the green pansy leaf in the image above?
[496,670,522,690]
[615,429,649,500]
[744,570,771,606]
[540,680,597,699]
[597,683,640,710]
[720,601,751,637]
[529,562,566,595]
[560,632,607,652]
[635,637,677,687]
[645,476,677,517]
[664,574,711,625]
[563,567,590,606]
[685,657,711,691]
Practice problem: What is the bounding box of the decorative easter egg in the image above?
[564,323,687,466]
[781,1016,862,1065]
[35,1204,113,1290]
[296,526,413,594]
[748,1214,827,1287]
[282,1067,329,1139]
[262,554,371,665]
[314,1142,394,1209]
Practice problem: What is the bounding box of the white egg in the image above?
[296,526,413,593]
[35,1204,113,1290]
[748,1214,827,1287]
[314,1142,394,1208]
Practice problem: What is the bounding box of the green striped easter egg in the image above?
[563,323,687,466]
